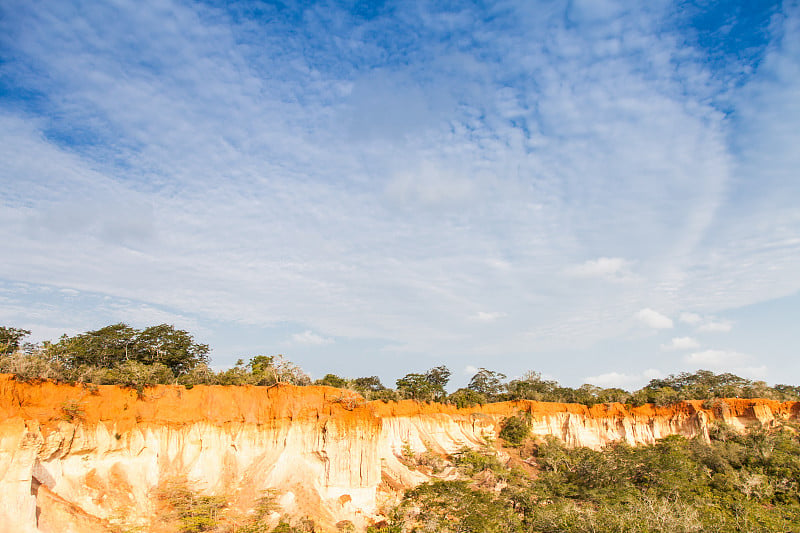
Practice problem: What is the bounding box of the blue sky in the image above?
[1,0,798,390]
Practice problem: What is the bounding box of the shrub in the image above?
[447,388,487,408]
[0,351,68,382]
[499,412,531,446]
[158,479,226,533]
[399,480,522,532]
[453,448,506,476]
[369,389,399,402]
[315,373,348,388]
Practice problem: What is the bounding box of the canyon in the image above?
[0,374,797,532]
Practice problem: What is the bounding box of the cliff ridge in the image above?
[1,374,796,532]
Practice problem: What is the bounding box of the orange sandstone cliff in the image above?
[0,374,797,532]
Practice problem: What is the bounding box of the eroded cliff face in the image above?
[1,374,797,532]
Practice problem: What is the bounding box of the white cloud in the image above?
[290,330,334,346]
[660,336,700,351]
[464,365,479,375]
[584,368,662,388]
[731,366,768,379]
[685,349,749,367]
[697,321,733,333]
[642,368,664,380]
[684,350,767,379]
[679,312,702,325]
[635,308,674,329]
[472,311,506,322]
[678,312,733,332]
[566,257,634,281]
[584,372,637,387]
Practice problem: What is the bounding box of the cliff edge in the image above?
[1,374,797,532]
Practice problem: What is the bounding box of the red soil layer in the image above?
[2,374,797,431]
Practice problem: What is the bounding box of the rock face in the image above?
[0,374,797,532]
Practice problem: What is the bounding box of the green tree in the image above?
[447,387,487,408]
[396,366,451,401]
[53,323,138,368]
[640,370,758,401]
[246,355,277,385]
[135,324,209,376]
[158,478,225,532]
[353,376,385,393]
[399,480,522,532]
[505,371,560,401]
[468,368,507,400]
[396,373,438,401]
[425,365,452,398]
[499,412,532,446]
[316,373,348,388]
[596,387,631,404]
[0,326,31,354]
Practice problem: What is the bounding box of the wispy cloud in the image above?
[566,257,635,281]
[697,321,733,333]
[0,0,798,385]
[471,311,506,322]
[677,312,734,332]
[584,368,663,388]
[661,337,700,351]
[679,313,702,325]
[290,331,334,346]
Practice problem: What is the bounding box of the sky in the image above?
[1,0,798,390]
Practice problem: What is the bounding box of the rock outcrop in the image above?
[1,374,797,532]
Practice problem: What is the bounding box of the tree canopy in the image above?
[0,326,31,354]
[396,365,451,401]
[44,323,209,376]
[2,323,800,406]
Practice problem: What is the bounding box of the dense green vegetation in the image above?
[2,323,800,405]
[387,421,800,532]
[0,324,310,389]
[0,326,31,354]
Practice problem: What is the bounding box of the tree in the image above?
[316,373,348,388]
[135,324,210,376]
[396,373,438,401]
[248,355,275,378]
[468,368,507,399]
[447,388,487,408]
[499,412,532,446]
[353,376,385,392]
[640,370,756,401]
[399,480,522,532]
[42,323,209,377]
[396,366,451,402]
[271,354,311,385]
[425,365,451,400]
[0,326,31,354]
[52,323,138,368]
[505,371,560,401]
[596,387,630,404]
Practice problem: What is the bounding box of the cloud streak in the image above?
[661,337,700,351]
[1,0,798,385]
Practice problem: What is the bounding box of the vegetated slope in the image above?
[0,374,797,532]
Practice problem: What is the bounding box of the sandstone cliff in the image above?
[0,374,796,532]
